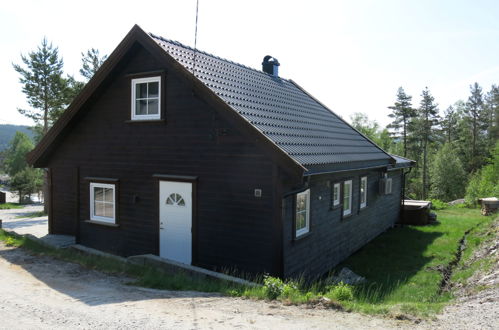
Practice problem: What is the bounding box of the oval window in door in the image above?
[166,193,185,206]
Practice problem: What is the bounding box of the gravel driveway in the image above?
[0,242,412,330]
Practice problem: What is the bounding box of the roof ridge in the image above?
[149,32,290,82]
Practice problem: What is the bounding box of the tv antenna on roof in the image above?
[192,0,200,75]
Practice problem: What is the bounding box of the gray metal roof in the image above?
[151,33,393,170]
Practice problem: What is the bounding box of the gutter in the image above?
[303,164,389,177]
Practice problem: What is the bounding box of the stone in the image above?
[329,267,366,285]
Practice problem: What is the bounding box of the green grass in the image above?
[331,207,496,317]
[239,207,497,317]
[15,211,46,218]
[0,203,23,209]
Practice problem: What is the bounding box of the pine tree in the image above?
[80,48,107,81]
[464,82,487,171]
[417,87,440,199]
[441,105,459,144]
[485,84,499,146]
[13,38,69,135]
[388,87,416,157]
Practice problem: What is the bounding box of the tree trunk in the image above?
[403,119,407,157]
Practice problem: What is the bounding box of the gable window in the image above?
[332,182,341,207]
[343,180,352,217]
[295,189,310,237]
[90,182,116,223]
[360,176,367,209]
[131,76,161,120]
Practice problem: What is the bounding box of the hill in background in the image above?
[0,124,34,151]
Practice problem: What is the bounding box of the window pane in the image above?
[344,196,350,210]
[333,184,339,204]
[104,202,114,218]
[148,99,159,114]
[94,187,104,201]
[148,82,159,97]
[94,201,105,217]
[296,212,305,230]
[296,194,306,212]
[136,83,148,98]
[104,188,113,202]
[136,100,147,115]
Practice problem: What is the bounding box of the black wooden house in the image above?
[28,25,414,278]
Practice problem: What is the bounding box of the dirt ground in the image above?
[0,206,497,329]
[0,242,414,330]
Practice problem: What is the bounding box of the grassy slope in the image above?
[339,207,492,316]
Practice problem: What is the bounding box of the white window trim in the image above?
[343,180,352,217]
[333,183,341,207]
[90,182,116,223]
[295,189,310,238]
[131,76,161,120]
[385,177,393,195]
[360,176,367,209]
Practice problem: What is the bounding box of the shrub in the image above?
[325,282,354,301]
[430,199,448,210]
[263,275,285,299]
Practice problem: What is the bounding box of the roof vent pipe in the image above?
[262,55,280,76]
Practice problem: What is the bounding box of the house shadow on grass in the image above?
[334,225,443,303]
[0,245,222,307]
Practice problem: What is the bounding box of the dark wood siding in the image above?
[282,169,403,278]
[47,45,280,275]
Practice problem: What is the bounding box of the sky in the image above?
[1,0,499,127]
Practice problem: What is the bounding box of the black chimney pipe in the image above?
[262,55,280,76]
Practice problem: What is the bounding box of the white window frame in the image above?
[385,177,393,195]
[332,183,341,207]
[131,76,161,120]
[360,176,367,209]
[90,182,116,224]
[295,189,310,238]
[343,180,353,217]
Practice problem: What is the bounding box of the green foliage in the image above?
[80,48,107,81]
[12,38,73,133]
[387,87,416,157]
[10,167,44,203]
[465,141,499,205]
[429,199,448,210]
[429,143,466,201]
[3,132,34,176]
[263,275,285,299]
[325,282,354,301]
[0,203,23,209]
[0,125,34,152]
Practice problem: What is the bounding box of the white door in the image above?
[159,181,192,264]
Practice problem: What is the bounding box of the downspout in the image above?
[400,167,412,223]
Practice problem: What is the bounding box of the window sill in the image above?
[125,119,165,124]
[84,220,119,227]
[330,204,341,211]
[294,231,312,242]
[342,213,353,220]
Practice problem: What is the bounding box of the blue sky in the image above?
[1,0,498,127]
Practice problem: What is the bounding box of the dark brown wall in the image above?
[47,45,281,275]
[282,169,403,279]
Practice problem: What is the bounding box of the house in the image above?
[28,25,414,278]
